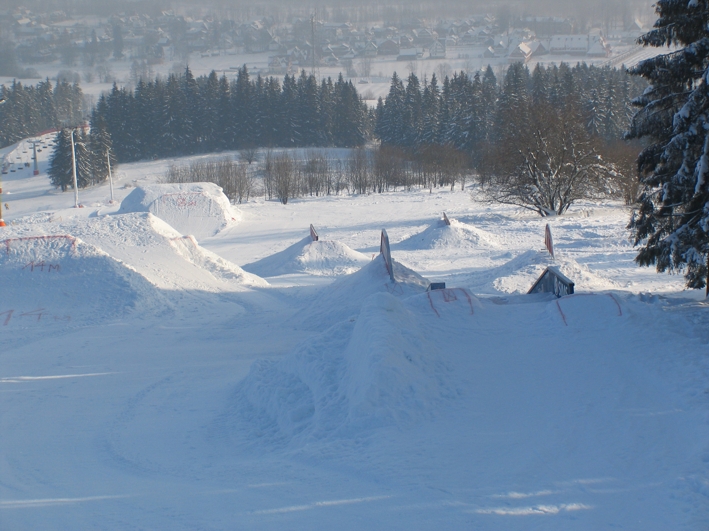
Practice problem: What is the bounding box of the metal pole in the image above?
[70,129,79,208]
[0,173,4,226]
[32,140,39,175]
[107,149,114,203]
[0,96,5,226]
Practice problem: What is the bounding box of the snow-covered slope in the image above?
[0,152,706,531]
[229,288,707,530]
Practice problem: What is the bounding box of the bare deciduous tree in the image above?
[478,106,618,216]
[348,147,370,194]
[272,152,296,205]
[239,145,258,165]
[164,157,252,204]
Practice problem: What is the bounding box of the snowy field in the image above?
[1,137,708,530]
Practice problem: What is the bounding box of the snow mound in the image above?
[0,232,163,325]
[243,236,370,277]
[299,254,430,329]
[396,218,500,250]
[464,250,620,295]
[6,213,267,292]
[233,292,453,445]
[118,183,237,241]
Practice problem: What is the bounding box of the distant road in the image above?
[603,44,677,69]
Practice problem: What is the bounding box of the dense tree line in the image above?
[376,62,644,158]
[0,79,85,148]
[375,63,646,214]
[92,66,370,163]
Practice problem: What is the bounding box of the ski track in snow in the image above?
[0,148,707,530]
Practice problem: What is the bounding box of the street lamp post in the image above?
[107,149,115,204]
[0,95,6,227]
[70,129,79,208]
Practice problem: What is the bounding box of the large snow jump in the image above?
[118,183,237,241]
[0,232,163,326]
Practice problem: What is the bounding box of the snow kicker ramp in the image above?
[118,183,237,241]
[396,217,500,250]
[461,249,619,295]
[230,290,708,529]
[0,233,163,326]
[298,254,429,329]
[12,212,267,294]
[243,236,370,277]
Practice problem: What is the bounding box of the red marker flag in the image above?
[545,223,554,259]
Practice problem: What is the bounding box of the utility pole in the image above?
[30,140,40,175]
[70,129,80,208]
[107,149,115,204]
[311,11,317,77]
[0,96,6,227]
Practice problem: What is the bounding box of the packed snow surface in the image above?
[118,182,237,241]
[1,150,708,531]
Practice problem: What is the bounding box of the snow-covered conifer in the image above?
[627,0,709,292]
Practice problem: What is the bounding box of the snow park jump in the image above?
[118,182,237,241]
[244,226,369,277]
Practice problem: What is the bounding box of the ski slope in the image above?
[1,149,708,531]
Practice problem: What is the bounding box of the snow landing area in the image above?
[1,153,708,531]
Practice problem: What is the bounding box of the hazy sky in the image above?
[0,0,656,27]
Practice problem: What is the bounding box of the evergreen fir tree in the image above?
[336,79,366,147]
[182,66,200,150]
[216,74,232,150]
[402,73,422,147]
[279,74,300,146]
[319,77,335,146]
[260,76,281,147]
[297,71,321,146]
[37,78,57,131]
[74,129,93,188]
[420,74,441,146]
[585,88,602,137]
[162,74,190,156]
[374,96,385,140]
[495,62,529,143]
[88,116,116,184]
[480,66,498,142]
[48,129,74,191]
[602,77,619,140]
[437,75,453,145]
[203,71,220,151]
[231,66,253,147]
[378,73,406,146]
[627,0,709,292]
